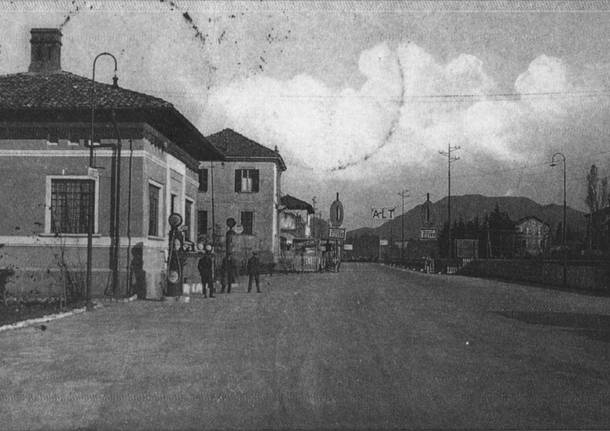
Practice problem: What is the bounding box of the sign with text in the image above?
[420,228,437,240]
[343,244,353,250]
[379,239,389,246]
[371,207,396,220]
[328,227,346,240]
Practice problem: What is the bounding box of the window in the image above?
[234,169,259,193]
[198,168,208,192]
[50,179,94,234]
[241,211,254,235]
[198,210,208,239]
[149,184,160,236]
[184,199,193,241]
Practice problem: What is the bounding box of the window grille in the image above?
[50,179,94,234]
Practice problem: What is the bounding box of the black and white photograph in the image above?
[0,1,609,429]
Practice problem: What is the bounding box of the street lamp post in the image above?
[86,52,118,307]
[550,152,567,287]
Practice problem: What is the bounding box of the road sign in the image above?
[328,227,346,240]
[420,228,437,240]
[379,239,388,246]
[371,207,396,219]
[329,194,344,227]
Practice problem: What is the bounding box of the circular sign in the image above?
[330,199,344,227]
[234,225,244,234]
[226,217,236,228]
[168,212,183,228]
[167,270,180,284]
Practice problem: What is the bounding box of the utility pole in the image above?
[439,143,460,260]
[397,189,409,263]
[312,196,317,239]
[551,152,567,286]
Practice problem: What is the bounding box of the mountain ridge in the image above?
[347,194,586,240]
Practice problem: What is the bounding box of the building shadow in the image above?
[496,311,610,343]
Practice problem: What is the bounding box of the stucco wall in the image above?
[0,123,199,299]
[197,160,281,263]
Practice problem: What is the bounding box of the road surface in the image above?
[1,263,609,430]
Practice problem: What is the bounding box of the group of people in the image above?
[197,246,262,298]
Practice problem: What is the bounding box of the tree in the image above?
[585,164,600,214]
[601,176,609,209]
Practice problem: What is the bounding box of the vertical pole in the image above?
[111,112,121,298]
[440,144,459,261]
[86,66,96,307]
[211,161,215,247]
[562,158,567,286]
[401,192,404,263]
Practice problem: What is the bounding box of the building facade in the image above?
[515,216,550,257]
[0,28,221,299]
[279,194,315,249]
[196,129,286,269]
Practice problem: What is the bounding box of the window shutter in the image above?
[235,170,241,192]
[252,170,259,192]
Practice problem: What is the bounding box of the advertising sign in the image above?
[420,228,437,240]
[371,207,396,220]
[328,227,346,240]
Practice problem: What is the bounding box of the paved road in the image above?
[1,263,609,430]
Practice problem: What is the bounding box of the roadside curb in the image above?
[0,301,102,333]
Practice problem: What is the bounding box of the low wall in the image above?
[458,259,610,291]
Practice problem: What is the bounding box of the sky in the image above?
[2,0,610,229]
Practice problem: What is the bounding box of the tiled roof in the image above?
[0,71,222,162]
[281,195,314,214]
[0,71,171,110]
[206,128,286,171]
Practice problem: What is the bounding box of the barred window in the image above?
[50,179,94,234]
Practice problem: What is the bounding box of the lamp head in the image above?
[550,162,557,167]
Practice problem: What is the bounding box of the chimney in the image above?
[28,28,62,73]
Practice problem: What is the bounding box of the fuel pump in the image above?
[166,212,184,297]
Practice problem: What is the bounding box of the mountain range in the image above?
[347,194,587,240]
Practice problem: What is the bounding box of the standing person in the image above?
[198,245,215,298]
[247,251,261,293]
[220,253,236,294]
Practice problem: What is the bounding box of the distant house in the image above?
[279,194,315,250]
[0,28,222,299]
[197,129,286,267]
[515,216,550,257]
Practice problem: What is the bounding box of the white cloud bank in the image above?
[206,42,607,182]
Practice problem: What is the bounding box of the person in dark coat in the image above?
[247,251,261,293]
[220,253,237,294]
[198,245,215,298]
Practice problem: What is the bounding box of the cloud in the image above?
[207,41,609,185]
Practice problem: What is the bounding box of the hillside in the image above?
[347,194,587,240]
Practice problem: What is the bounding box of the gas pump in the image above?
[166,212,184,296]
